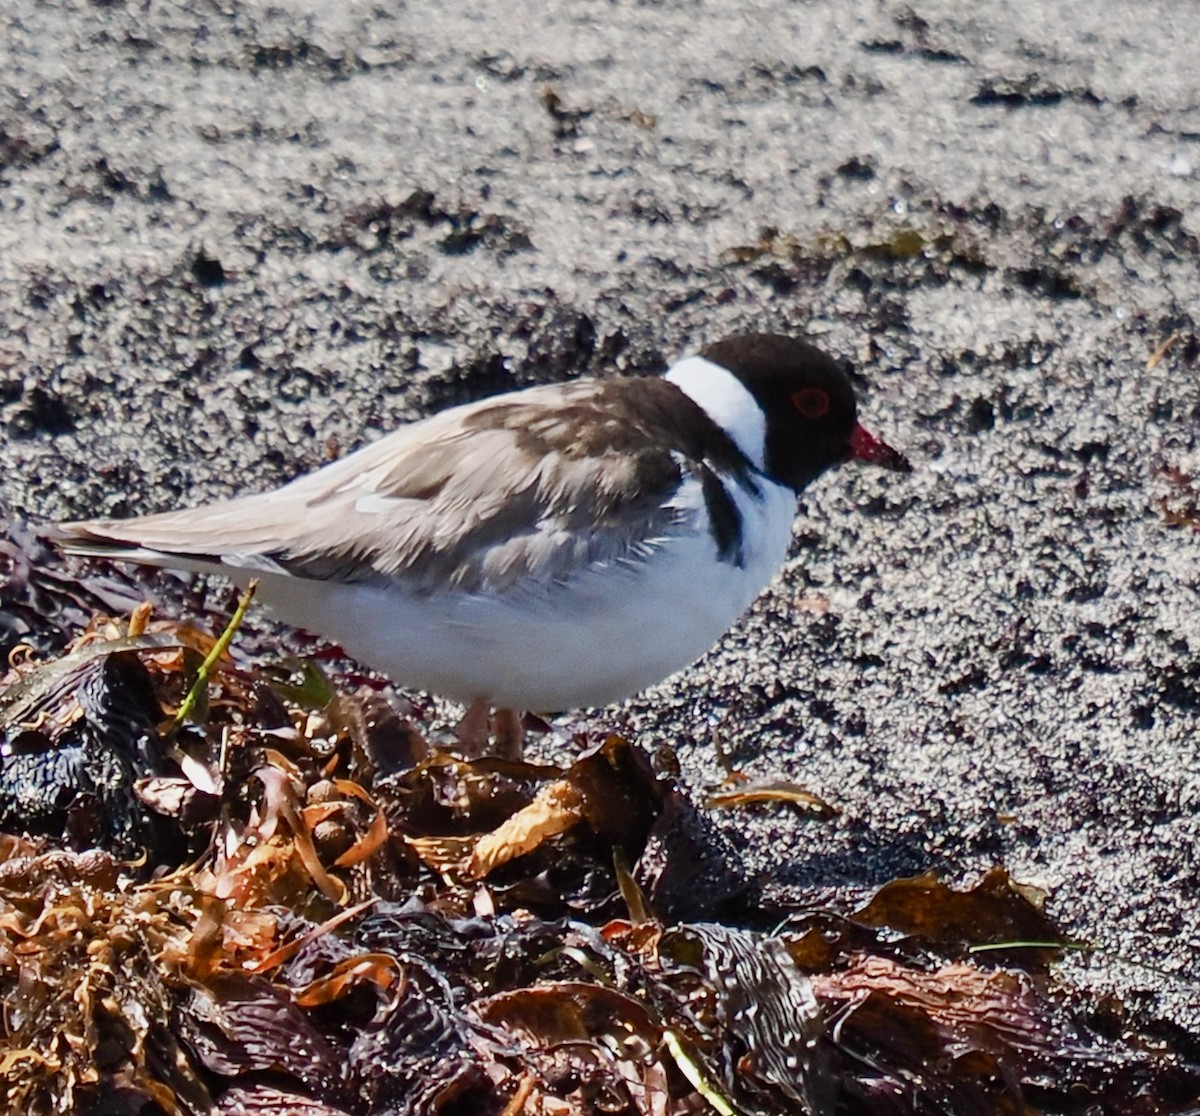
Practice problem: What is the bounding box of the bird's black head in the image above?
[701,333,911,493]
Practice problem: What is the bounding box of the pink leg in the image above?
[455,697,491,757]
[491,708,524,761]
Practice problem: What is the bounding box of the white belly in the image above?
[250,478,797,711]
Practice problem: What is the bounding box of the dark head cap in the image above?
[701,333,911,493]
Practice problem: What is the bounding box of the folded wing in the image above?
[53,380,704,597]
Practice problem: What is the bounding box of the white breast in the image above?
[247,472,797,711]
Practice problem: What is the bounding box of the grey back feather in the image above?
[55,378,734,597]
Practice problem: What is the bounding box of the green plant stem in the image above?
[172,580,258,730]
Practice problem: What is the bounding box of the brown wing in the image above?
[54,379,705,596]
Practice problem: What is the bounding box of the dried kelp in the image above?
[0,592,1197,1114]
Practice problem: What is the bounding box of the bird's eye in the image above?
[792,388,830,419]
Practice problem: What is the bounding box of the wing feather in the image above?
[54,379,711,596]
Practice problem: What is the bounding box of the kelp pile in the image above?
[0,551,1197,1112]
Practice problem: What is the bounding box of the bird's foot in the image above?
[454,698,525,760]
[490,707,524,761]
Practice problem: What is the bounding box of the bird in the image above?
[51,333,911,755]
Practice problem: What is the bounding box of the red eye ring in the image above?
[792,388,830,419]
